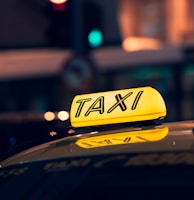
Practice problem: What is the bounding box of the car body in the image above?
[1,87,194,199]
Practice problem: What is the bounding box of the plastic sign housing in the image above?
[70,86,167,127]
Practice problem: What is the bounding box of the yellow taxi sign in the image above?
[70,86,167,127]
[76,127,168,148]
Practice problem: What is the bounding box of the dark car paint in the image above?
[1,120,194,199]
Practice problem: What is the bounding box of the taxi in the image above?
[0,86,194,199]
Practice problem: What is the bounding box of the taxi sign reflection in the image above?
[76,126,168,148]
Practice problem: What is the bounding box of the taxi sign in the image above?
[70,86,167,127]
[76,126,168,148]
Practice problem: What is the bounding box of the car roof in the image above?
[1,120,194,168]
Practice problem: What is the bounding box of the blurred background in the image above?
[1,0,194,159]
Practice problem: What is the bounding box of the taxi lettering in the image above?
[70,86,167,127]
[75,91,143,118]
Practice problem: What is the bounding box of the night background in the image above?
[0,0,194,160]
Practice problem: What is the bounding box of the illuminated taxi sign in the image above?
[70,86,167,127]
[76,127,168,148]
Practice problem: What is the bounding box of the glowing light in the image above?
[70,86,166,127]
[122,37,162,52]
[88,29,103,48]
[49,0,68,11]
[49,0,68,4]
[50,131,57,136]
[44,111,55,121]
[58,111,69,121]
[68,129,76,135]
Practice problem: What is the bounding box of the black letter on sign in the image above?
[131,91,143,110]
[75,98,91,118]
[107,92,133,113]
[85,96,104,116]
